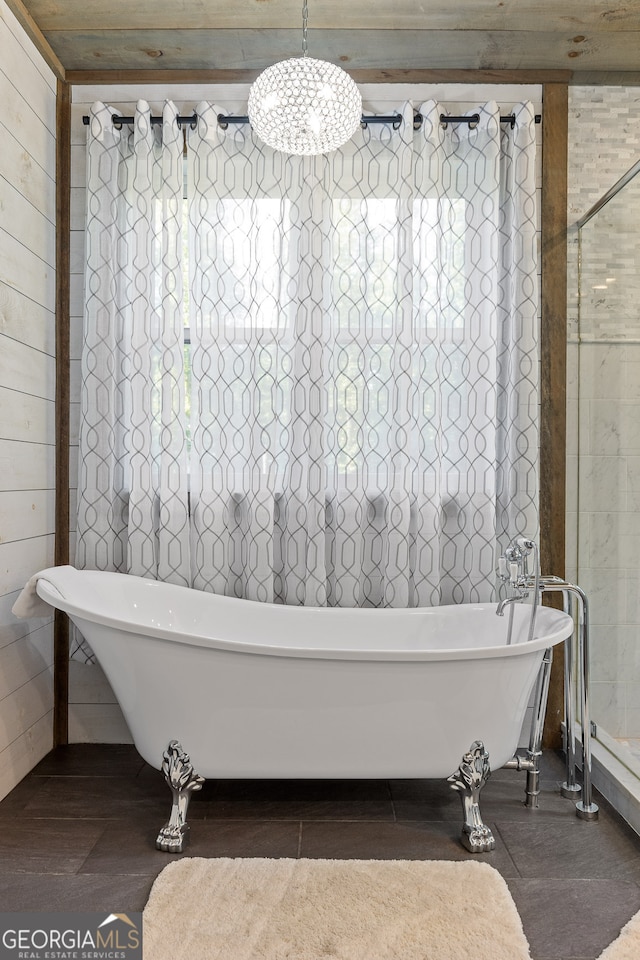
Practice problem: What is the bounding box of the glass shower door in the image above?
[574,159,640,778]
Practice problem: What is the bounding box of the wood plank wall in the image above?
[0,0,58,798]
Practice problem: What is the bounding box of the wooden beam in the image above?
[3,0,65,79]
[54,66,640,89]
[67,69,262,85]
[569,71,640,86]
[351,69,572,84]
[54,78,71,748]
[66,67,572,85]
[540,82,568,749]
[46,27,613,73]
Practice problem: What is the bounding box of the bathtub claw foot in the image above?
[156,821,189,854]
[156,740,205,854]
[459,823,495,854]
[448,740,495,854]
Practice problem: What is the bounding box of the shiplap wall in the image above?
[0,0,56,797]
[69,82,542,745]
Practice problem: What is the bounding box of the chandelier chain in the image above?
[301,0,308,56]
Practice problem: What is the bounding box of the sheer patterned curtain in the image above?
[77,100,191,584]
[187,99,538,606]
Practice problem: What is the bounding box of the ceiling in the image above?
[11,0,640,81]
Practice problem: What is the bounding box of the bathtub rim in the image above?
[35,566,574,663]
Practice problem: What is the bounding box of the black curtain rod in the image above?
[82,111,542,130]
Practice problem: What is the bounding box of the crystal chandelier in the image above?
[247,0,362,156]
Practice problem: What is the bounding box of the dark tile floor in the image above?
[0,744,639,960]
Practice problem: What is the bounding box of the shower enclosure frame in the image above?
[570,154,640,832]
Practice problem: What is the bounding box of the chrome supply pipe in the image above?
[524,646,554,808]
[576,587,599,821]
[534,579,599,821]
[496,537,598,821]
[560,590,582,799]
[504,647,555,806]
[502,645,556,807]
[506,599,516,646]
[522,538,540,643]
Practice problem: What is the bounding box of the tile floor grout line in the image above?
[492,821,524,878]
[71,819,114,876]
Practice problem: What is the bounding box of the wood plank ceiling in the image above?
[12,0,640,81]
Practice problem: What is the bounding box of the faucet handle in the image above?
[516,537,535,553]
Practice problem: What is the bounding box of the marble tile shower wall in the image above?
[567,87,640,739]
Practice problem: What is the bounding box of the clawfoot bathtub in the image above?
[31,566,573,853]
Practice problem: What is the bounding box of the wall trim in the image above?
[540,81,569,748]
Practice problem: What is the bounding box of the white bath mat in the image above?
[596,908,640,960]
[142,857,532,960]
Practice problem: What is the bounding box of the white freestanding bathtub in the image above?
[32,565,573,853]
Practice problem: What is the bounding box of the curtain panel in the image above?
[77,97,539,609]
[77,100,191,585]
